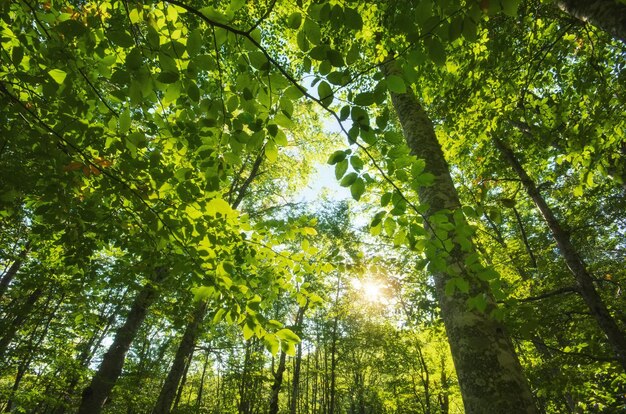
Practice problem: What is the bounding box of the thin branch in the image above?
[246,0,278,34]
[504,286,579,303]
[232,145,266,210]
[512,206,538,268]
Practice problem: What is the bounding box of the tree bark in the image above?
[555,0,626,43]
[385,61,537,414]
[152,298,208,414]
[0,287,43,360]
[493,136,626,370]
[290,303,308,414]
[195,348,211,411]
[268,351,287,414]
[77,267,166,414]
[0,242,30,300]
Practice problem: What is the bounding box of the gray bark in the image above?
[0,287,43,360]
[556,0,626,43]
[77,267,166,414]
[385,61,537,414]
[0,242,30,300]
[153,298,208,414]
[493,136,626,371]
[268,351,287,414]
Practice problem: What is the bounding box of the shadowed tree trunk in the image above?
[555,0,626,42]
[493,136,626,370]
[152,298,208,414]
[268,351,287,414]
[77,267,167,414]
[0,287,43,360]
[0,241,30,300]
[384,60,537,414]
[195,348,211,411]
[290,302,308,414]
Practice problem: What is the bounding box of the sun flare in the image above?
[351,278,385,303]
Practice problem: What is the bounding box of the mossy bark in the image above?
[556,0,626,43]
[385,61,537,414]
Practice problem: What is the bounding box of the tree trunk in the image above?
[493,136,626,370]
[239,340,252,414]
[290,302,308,414]
[153,298,208,414]
[77,267,166,414]
[195,348,211,411]
[268,351,287,414]
[385,61,537,414]
[555,0,626,43]
[438,355,449,414]
[0,242,29,300]
[172,354,192,412]
[0,287,43,360]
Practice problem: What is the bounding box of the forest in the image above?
[1,0,625,413]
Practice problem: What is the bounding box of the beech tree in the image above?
[1,0,625,413]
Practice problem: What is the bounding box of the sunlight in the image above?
[351,278,385,303]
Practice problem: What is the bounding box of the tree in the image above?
[2,0,626,412]
[555,0,626,42]
[383,59,536,413]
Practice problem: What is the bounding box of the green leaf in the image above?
[462,16,478,41]
[350,177,365,201]
[381,192,392,207]
[265,141,278,162]
[426,38,446,66]
[191,286,214,301]
[335,159,348,179]
[187,28,203,56]
[243,320,255,340]
[263,333,280,355]
[387,75,406,94]
[340,172,358,187]
[327,150,347,165]
[119,109,131,133]
[303,20,322,45]
[228,0,246,13]
[157,71,179,84]
[275,328,301,343]
[354,92,375,106]
[350,156,364,171]
[351,107,369,125]
[48,69,67,84]
[501,0,521,17]
[317,81,333,107]
[287,12,302,29]
[343,7,363,30]
[57,19,86,39]
[108,30,134,48]
[188,81,200,102]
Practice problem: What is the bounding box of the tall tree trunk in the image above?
[385,61,537,414]
[0,287,43,360]
[0,241,29,300]
[268,351,287,414]
[77,267,166,414]
[172,355,192,412]
[195,348,211,411]
[4,292,60,413]
[290,302,308,414]
[153,298,208,414]
[555,0,626,42]
[239,340,252,414]
[493,136,626,370]
[438,355,449,414]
